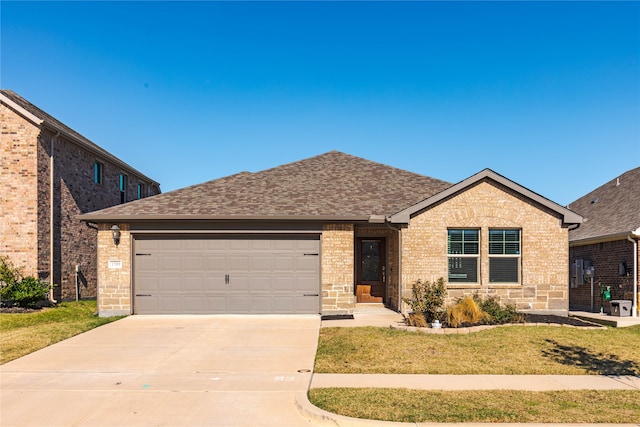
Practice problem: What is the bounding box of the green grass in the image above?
[308,388,640,423]
[0,300,124,364]
[315,325,640,375]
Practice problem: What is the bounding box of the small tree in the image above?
[402,277,446,325]
[0,256,50,308]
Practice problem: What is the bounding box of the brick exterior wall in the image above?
[321,224,355,314]
[1,104,40,275]
[401,181,570,315]
[570,239,639,315]
[0,104,159,301]
[97,223,132,316]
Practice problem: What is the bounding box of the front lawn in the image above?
[315,325,640,375]
[309,388,640,423]
[0,300,124,364]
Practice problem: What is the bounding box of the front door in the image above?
[356,238,386,303]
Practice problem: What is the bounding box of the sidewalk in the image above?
[311,374,640,391]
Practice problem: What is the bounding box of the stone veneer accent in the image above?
[321,224,355,314]
[401,180,570,315]
[97,223,132,316]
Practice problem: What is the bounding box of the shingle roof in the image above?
[0,89,159,187]
[568,167,640,242]
[80,151,452,221]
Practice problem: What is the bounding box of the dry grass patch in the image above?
[309,388,640,423]
[315,325,640,375]
[0,300,123,364]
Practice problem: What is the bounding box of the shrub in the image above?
[445,296,489,328]
[473,294,524,325]
[402,277,446,325]
[0,256,50,308]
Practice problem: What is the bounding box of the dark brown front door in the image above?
[356,238,386,302]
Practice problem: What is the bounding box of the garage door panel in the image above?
[250,256,271,271]
[160,256,182,272]
[183,256,204,272]
[295,277,319,292]
[272,256,294,271]
[296,256,319,272]
[158,276,183,292]
[227,255,250,271]
[271,277,294,291]
[134,236,319,314]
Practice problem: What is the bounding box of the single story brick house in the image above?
[80,151,582,317]
[567,167,639,317]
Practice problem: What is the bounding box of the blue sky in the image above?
[2,1,639,206]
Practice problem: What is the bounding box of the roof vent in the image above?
[616,177,620,186]
[590,198,599,204]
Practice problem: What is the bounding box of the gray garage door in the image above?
[133,236,320,314]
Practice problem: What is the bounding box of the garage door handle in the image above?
[225,274,229,285]
[136,253,152,256]
[303,253,319,256]
[303,293,319,297]
[135,294,152,297]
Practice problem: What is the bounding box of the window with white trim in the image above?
[447,229,479,283]
[489,229,521,283]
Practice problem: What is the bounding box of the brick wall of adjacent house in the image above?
[569,239,638,314]
[97,223,132,316]
[401,180,570,314]
[0,104,39,275]
[321,224,355,313]
[1,104,159,301]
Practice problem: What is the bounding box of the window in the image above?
[93,162,103,184]
[489,229,521,283]
[447,229,479,283]
[119,174,128,203]
[137,183,145,199]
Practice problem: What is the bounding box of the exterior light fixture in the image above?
[111,225,121,246]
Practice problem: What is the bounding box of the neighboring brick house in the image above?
[79,151,582,317]
[1,90,160,301]
[567,167,639,317]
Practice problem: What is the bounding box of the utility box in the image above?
[610,300,632,317]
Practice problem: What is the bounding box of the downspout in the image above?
[627,230,639,318]
[49,132,59,303]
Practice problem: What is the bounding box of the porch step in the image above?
[354,303,388,313]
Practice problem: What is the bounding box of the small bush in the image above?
[0,256,50,308]
[402,277,446,325]
[474,294,523,325]
[445,296,489,328]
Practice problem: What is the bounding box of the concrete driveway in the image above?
[1,315,320,427]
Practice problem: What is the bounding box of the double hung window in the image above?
[119,174,128,204]
[447,229,479,283]
[489,229,521,283]
[94,162,103,184]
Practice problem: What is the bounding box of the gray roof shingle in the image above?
[568,167,640,242]
[80,151,452,221]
